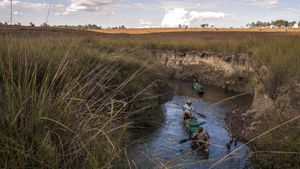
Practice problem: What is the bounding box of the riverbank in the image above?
[153,50,254,93]
[152,48,299,169]
[225,82,300,169]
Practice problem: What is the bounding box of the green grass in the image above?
[0,35,170,168]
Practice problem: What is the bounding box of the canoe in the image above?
[183,117,209,156]
[184,117,205,135]
[192,83,204,95]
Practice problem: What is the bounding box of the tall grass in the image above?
[0,36,169,168]
[88,33,300,95]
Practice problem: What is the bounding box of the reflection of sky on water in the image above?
[129,80,253,169]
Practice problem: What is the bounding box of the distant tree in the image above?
[17,22,21,26]
[0,22,3,26]
[4,22,8,25]
[246,20,298,28]
[41,22,49,27]
[118,25,125,29]
[298,22,300,28]
[200,24,209,28]
[30,22,35,27]
[179,24,182,28]
[289,21,297,28]
[246,21,271,28]
[271,20,289,28]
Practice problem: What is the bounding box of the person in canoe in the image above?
[182,99,206,119]
[192,126,210,154]
[182,99,195,119]
[192,78,204,95]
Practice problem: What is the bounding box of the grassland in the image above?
[90,29,300,97]
[0,30,170,168]
[0,26,299,168]
[92,28,300,34]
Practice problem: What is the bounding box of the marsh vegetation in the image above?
[0,27,299,168]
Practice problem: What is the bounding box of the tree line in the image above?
[1,20,300,29]
[0,22,126,30]
[178,24,215,29]
[246,20,300,28]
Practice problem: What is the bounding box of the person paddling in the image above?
[182,98,206,119]
[192,126,210,152]
[182,99,194,119]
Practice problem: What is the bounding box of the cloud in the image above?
[63,0,118,15]
[0,0,63,10]
[161,8,190,27]
[238,0,279,8]
[189,11,225,20]
[161,8,226,27]
[160,1,201,10]
[12,11,23,16]
[139,19,152,28]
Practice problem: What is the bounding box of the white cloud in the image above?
[189,11,225,20]
[13,11,23,16]
[139,19,152,28]
[161,8,226,27]
[238,0,279,8]
[63,0,118,15]
[54,12,61,16]
[161,8,190,27]
[0,0,63,10]
[160,1,201,10]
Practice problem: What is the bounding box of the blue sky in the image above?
[0,0,299,27]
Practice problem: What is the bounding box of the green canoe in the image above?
[183,117,209,157]
[192,83,204,94]
[184,117,205,136]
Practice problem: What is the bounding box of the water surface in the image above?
[129,80,253,169]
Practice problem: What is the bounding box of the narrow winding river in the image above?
[129,80,253,169]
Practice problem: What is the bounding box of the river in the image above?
[128,80,253,169]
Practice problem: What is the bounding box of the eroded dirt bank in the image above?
[153,50,300,168]
[153,50,255,93]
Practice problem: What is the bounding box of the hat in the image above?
[198,126,203,132]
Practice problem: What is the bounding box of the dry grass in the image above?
[91,28,300,34]
[0,34,170,169]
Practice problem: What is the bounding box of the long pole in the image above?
[10,0,12,25]
[45,0,52,24]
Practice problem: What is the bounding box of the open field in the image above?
[92,28,300,34]
[2,26,299,100]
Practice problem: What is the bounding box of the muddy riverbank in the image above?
[153,50,255,93]
[152,50,299,169]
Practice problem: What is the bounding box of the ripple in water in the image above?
[128,80,253,169]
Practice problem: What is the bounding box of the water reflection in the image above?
[128,80,253,169]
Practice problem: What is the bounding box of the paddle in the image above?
[179,138,191,144]
[196,112,207,118]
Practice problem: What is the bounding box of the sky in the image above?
[0,0,300,28]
